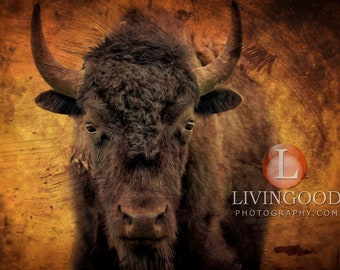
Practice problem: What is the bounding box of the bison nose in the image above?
[118,204,167,239]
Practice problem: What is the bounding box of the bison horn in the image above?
[31,3,83,98]
[194,0,242,95]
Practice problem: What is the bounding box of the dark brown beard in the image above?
[116,240,175,270]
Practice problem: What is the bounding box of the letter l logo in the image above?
[275,148,298,179]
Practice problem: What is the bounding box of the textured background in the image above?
[0,0,339,269]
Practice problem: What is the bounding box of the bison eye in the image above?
[85,122,97,134]
[184,120,195,131]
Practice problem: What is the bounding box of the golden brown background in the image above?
[0,0,339,269]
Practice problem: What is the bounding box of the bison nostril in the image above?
[155,212,166,225]
[122,213,133,225]
[118,205,133,225]
[155,204,168,225]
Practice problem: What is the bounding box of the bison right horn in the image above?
[31,3,83,98]
[193,0,242,95]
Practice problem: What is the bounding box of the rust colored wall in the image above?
[0,0,339,269]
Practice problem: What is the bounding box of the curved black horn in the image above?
[31,3,83,98]
[193,0,242,94]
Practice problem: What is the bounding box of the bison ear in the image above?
[195,89,242,115]
[35,90,81,115]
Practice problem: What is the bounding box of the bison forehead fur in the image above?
[31,1,243,270]
[79,11,199,160]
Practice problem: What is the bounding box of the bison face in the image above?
[31,1,242,268]
[71,51,198,262]
[70,67,196,266]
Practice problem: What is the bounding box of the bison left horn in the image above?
[193,0,242,95]
[31,3,83,98]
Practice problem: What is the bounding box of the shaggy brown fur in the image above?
[34,4,242,270]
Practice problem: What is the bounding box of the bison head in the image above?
[31,1,242,269]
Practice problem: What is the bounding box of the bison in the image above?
[31,1,243,269]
